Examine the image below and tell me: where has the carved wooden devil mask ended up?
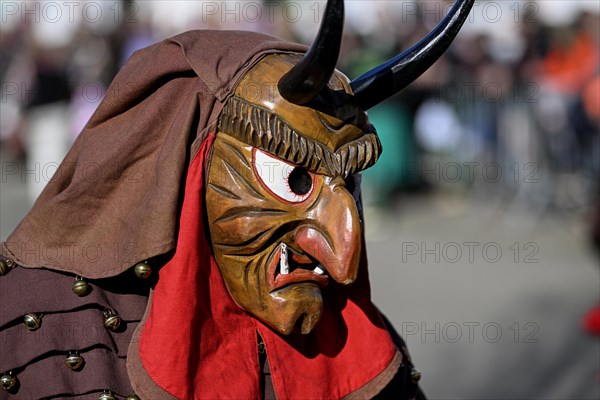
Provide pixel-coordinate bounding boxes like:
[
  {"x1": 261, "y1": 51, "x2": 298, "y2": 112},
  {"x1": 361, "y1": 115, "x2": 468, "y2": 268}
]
[
  {"x1": 206, "y1": 0, "x2": 474, "y2": 335},
  {"x1": 206, "y1": 54, "x2": 378, "y2": 335}
]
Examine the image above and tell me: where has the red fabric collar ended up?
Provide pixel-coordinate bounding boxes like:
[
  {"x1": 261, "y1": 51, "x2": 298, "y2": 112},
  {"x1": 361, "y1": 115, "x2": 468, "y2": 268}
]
[{"x1": 139, "y1": 134, "x2": 397, "y2": 399}]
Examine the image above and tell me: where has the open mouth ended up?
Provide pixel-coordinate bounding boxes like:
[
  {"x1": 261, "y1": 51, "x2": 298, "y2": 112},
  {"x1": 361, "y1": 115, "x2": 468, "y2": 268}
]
[{"x1": 267, "y1": 243, "x2": 329, "y2": 291}]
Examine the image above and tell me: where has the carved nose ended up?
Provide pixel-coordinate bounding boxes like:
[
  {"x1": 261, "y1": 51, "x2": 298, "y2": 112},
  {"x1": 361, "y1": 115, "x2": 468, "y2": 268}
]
[{"x1": 295, "y1": 181, "x2": 361, "y2": 284}]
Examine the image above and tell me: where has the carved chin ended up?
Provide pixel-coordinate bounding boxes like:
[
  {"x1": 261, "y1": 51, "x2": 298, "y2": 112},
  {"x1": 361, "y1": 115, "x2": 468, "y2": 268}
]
[{"x1": 268, "y1": 283, "x2": 323, "y2": 335}]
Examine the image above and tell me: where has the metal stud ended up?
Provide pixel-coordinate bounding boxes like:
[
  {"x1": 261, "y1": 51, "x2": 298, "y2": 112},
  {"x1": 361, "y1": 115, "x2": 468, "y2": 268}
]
[
  {"x1": 0, "y1": 258, "x2": 15, "y2": 276},
  {"x1": 126, "y1": 394, "x2": 141, "y2": 400},
  {"x1": 410, "y1": 367, "x2": 422, "y2": 384},
  {"x1": 23, "y1": 313, "x2": 42, "y2": 331},
  {"x1": 72, "y1": 276, "x2": 92, "y2": 296},
  {"x1": 134, "y1": 261, "x2": 152, "y2": 279},
  {"x1": 65, "y1": 351, "x2": 85, "y2": 371},
  {"x1": 98, "y1": 390, "x2": 116, "y2": 400},
  {"x1": 0, "y1": 372, "x2": 17, "y2": 391},
  {"x1": 103, "y1": 309, "x2": 121, "y2": 331}
]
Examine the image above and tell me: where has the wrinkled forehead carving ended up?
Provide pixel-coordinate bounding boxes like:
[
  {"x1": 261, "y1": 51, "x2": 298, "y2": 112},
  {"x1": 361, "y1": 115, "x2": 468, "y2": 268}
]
[{"x1": 217, "y1": 53, "x2": 381, "y2": 178}]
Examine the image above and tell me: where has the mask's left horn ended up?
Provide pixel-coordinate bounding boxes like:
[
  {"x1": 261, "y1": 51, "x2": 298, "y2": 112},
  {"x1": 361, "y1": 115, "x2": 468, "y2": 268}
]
[{"x1": 278, "y1": 0, "x2": 345, "y2": 105}]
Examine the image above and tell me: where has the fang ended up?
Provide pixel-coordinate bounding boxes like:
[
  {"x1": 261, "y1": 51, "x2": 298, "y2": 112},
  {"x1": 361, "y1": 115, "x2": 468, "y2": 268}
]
[
  {"x1": 280, "y1": 243, "x2": 289, "y2": 275},
  {"x1": 314, "y1": 266, "x2": 324, "y2": 275}
]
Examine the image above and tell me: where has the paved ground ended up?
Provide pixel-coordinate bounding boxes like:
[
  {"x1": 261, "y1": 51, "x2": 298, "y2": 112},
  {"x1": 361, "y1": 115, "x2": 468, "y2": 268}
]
[
  {"x1": 365, "y1": 190, "x2": 600, "y2": 400},
  {"x1": 2, "y1": 150, "x2": 599, "y2": 399}
]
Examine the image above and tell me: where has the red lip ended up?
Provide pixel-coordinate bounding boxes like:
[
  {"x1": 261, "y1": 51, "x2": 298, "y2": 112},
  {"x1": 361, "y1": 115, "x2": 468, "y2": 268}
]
[{"x1": 267, "y1": 245, "x2": 329, "y2": 291}]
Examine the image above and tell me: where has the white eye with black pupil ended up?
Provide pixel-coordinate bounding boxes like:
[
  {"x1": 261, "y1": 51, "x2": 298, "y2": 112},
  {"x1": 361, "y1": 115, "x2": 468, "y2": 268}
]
[{"x1": 253, "y1": 149, "x2": 313, "y2": 203}]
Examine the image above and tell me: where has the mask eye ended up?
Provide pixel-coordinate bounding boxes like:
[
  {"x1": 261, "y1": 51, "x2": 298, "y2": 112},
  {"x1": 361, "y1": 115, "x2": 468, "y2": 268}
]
[{"x1": 253, "y1": 149, "x2": 314, "y2": 203}]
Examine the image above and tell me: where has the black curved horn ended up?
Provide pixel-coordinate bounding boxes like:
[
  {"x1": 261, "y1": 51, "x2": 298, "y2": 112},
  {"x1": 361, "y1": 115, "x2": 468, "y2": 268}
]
[
  {"x1": 278, "y1": 0, "x2": 344, "y2": 105},
  {"x1": 351, "y1": 0, "x2": 474, "y2": 110}
]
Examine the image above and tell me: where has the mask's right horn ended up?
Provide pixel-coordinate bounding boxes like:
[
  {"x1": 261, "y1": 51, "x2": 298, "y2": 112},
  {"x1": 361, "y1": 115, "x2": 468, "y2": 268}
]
[{"x1": 350, "y1": 0, "x2": 475, "y2": 110}]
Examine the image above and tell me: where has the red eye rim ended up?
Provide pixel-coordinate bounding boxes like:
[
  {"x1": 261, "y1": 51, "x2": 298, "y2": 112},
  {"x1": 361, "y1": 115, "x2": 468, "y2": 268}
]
[{"x1": 252, "y1": 148, "x2": 317, "y2": 205}]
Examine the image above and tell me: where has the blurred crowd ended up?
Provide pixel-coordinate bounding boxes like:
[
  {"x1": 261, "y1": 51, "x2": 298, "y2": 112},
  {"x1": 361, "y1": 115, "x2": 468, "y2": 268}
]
[{"x1": 1, "y1": 0, "x2": 598, "y2": 220}]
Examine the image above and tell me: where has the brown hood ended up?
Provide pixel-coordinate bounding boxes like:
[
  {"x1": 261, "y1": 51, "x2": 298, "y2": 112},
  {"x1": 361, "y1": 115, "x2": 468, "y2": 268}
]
[{"x1": 1, "y1": 30, "x2": 306, "y2": 279}]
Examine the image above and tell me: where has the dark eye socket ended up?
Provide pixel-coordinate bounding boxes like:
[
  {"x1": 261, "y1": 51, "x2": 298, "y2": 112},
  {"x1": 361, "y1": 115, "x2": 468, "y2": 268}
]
[{"x1": 288, "y1": 167, "x2": 312, "y2": 195}]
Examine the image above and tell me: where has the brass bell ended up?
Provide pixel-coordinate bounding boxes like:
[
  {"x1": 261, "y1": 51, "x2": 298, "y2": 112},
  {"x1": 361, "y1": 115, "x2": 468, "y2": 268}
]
[
  {"x1": 103, "y1": 310, "x2": 121, "y2": 331},
  {"x1": 98, "y1": 390, "x2": 116, "y2": 400},
  {"x1": 410, "y1": 367, "x2": 422, "y2": 384},
  {"x1": 65, "y1": 351, "x2": 85, "y2": 370},
  {"x1": 0, "y1": 258, "x2": 14, "y2": 276},
  {"x1": 134, "y1": 261, "x2": 152, "y2": 279},
  {"x1": 23, "y1": 313, "x2": 42, "y2": 331},
  {"x1": 126, "y1": 394, "x2": 141, "y2": 400},
  {"x1": 72, "y1": 276, "x2": 92, "y2": 296},
  {"x1": 0, "y1": 372, "x2": 17, "y2": 391}
]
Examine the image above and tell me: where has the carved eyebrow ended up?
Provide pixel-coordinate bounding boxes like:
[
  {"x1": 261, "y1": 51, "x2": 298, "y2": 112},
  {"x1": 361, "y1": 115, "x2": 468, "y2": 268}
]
[{"x1": 218, "y1": 96, "x2": 381, "y2": 178}]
